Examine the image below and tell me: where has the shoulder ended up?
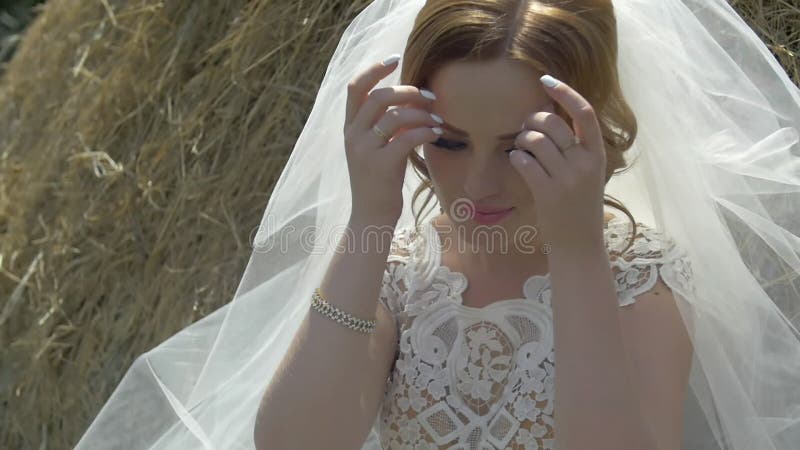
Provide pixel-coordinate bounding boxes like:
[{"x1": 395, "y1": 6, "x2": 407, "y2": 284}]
[
  {"x1": 604, "y1": 217, "x2": 695, "y2": 307},
  {"x1": 387, "y1": 224, "x2": 421, "y2": 263},
  {"x1": 605, "y1": 218, "x2": 695, "y2": 448},
  {"x1": 378, "y1": 223, "x2": 428, "y2": 315}
]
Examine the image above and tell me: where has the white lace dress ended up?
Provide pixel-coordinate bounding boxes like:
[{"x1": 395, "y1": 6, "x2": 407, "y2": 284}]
[{"x1": 374, "y1": 215, "x2": 694, "y2": 450}]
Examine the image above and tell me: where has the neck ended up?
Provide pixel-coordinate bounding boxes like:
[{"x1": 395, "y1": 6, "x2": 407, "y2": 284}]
[{"x1": 431, "y1": 212, "x2": 615, "y2": 277}]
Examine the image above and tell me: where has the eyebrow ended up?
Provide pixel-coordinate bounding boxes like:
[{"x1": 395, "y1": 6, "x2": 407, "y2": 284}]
[{"x1": 440, "y1": 121, "x2": 519, "y2": 140}]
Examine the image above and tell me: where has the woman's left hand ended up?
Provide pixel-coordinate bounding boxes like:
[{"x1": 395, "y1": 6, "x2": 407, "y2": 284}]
[{"x1": 509, "y1": 75, "x2": 607, "y2": 250}]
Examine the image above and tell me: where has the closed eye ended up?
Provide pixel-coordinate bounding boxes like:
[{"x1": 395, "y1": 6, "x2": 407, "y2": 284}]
[
  {"x1": 430, "y1": 137, "x2": 466, "y2": 151},
  {"x1": 431, "y1": 137, "x2": 518, "y2": 154}
]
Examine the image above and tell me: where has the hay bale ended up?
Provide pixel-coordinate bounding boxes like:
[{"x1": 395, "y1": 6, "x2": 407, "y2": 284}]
[
  {"x1": 0, "y1": 0, "x2": 796, "y2": 448},
  {"x1": 0, "y1": 0, "x2": 371, "y2": 447},
  {"x1": 730, "y1": 0, "x2": 799, "y2": 83}
]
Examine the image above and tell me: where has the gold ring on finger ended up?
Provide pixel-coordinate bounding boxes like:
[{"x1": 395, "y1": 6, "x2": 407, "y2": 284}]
[
  {"x1": 562, "y1": 134, "x2": 581, "y2": 152},
  {"x1": 372, "y1": 124, "x2": 390, "y2": 142}
]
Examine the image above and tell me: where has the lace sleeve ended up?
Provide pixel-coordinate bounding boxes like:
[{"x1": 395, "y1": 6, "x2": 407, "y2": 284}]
[{"x1": 607, "y1": 223, "x2": 695, "y2": 307}]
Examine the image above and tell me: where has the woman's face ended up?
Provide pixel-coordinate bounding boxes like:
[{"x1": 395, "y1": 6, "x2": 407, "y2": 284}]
[{"x1": 422, "y1": 57, "x2": 552, "y2": 237}]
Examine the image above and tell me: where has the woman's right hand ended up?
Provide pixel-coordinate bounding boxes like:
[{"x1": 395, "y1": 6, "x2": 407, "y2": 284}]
[{"x1": 344, "y1": 56, "x2": 443, "y2": 226}]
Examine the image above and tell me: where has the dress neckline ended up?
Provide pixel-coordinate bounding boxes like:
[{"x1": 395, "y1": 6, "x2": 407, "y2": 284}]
[
  {"x1": 419, "y1": 214, "x2": 625, "y2": 311},
  {"x1": 421, "y1": 216, "x2": 552, "y2": 310}
]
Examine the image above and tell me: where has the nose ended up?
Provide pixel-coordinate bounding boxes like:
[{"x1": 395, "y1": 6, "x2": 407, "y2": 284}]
[{"x1": 462, "y1": 154, "x2": 504, "y2": 202}]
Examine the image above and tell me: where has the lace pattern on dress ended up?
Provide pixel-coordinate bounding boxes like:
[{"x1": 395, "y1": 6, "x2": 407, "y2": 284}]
[
  {"x1": 605, "y1": 220, "x2": 696, "y2": 306},
  {"x1": 375, "y1": 216, "x2": 694, "y2": 449}
]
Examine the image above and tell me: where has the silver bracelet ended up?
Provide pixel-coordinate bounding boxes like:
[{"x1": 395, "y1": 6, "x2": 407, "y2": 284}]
[{"x1": 310, "y1": 288, "x2": 376, "y2": 335}]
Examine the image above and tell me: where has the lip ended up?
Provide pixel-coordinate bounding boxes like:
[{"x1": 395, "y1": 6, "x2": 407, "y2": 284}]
[
  {"x1": 474, "y1": 206, "x2": 513, "y2": 214},
  {"x1": 472, "y1": 207, "x2": 514, "y2": 225}
]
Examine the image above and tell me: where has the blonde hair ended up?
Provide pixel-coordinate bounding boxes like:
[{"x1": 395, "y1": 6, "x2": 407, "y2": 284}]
[{"x1": 400, "y1": 0, "x2": 638, "y2": 251}]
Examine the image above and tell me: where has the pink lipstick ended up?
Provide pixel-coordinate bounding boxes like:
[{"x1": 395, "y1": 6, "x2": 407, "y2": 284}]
[{"x1": 472, "y1": 207, "x2": 514, "y2": 225}]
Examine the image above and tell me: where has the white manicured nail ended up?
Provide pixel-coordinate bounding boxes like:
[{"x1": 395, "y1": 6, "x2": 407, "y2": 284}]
[
  {"x1": 432, "y1": 127, "x2": 443, "y2": 135},
  {"x1": 430, "y1": 113, "x2": 444, "y2": 124},
  {"x1": 540, "y1": 75, "x2": 559, "y2": 88},
  {"x1": 420, "y1": 89, "x2": 437, "y2": 100},
  {"x1": 382, "y1": 54, "x2": 401, "y2": 66},
  {"x1": 510, "y1": 150, "x2": 528, "y2": 165}
]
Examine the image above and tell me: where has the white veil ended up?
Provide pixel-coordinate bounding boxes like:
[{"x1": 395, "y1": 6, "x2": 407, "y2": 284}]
[{"x1": 75, "y1": 0, "x2": 800, "y2": 448}]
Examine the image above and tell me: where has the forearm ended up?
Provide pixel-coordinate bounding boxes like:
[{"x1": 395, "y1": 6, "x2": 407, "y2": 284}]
[
  {"x1": 255, "y1": 217, "x2": 398, "y2": 450},
  {"x1": 548, "y1": 238, "x2": 656, "y2": 450}
]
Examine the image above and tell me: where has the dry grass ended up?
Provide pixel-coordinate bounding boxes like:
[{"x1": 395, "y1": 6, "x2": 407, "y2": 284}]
[{"x1": 0, "y1": 0, "x2": 796, "y2": 448}]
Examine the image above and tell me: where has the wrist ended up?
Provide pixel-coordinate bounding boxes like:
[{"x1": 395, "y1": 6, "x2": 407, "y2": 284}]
[
  {"x1": 348, "y1": 213, "x2": 399, "y2": 229},
  {"x1": 547, "y1": 233, "x2": 607, "y2": 261},
  {"x1": 340, "y1": 216, "x2": 397, "y2": 254}
]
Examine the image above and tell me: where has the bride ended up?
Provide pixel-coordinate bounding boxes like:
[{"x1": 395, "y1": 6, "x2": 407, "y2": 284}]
[
  {"x1": 256, "y1": 47, "x2": 694, "y2": 448},
  {"x1": 77, "y1": 1, "x2": 800, "y2": 449}
]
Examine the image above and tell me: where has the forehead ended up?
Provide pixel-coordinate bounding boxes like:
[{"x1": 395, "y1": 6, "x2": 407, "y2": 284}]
[{"x1": 426, "y1": 58, "x2": 550, "y2": 132}]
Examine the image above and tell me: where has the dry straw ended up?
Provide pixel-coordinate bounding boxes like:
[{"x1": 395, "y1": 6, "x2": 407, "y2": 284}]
[{"x1": 0, "y1": 0, "x2": 797, "y2": 448}]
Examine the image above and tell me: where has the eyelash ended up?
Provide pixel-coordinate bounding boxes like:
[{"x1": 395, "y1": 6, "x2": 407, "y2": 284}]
[{"x1": 431, "y1": 137, "x2": 518, "y2": 154}]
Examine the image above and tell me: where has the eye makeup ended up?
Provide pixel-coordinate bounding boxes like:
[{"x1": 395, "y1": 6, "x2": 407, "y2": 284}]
[
  {"x1": 430, "y1": 137, "x2": 516, "y2": 154},
  {"x1": 430, "y1": 137, "x2": 535, "y2": 158}
]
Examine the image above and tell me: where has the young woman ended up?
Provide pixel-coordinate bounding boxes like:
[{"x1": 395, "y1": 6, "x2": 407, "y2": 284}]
[
  {"x1": 78, "y1": 1, "x2": 800, "y2": 449},
  {"x1": 256, "y1": 1, "x2": 694, "y2": 446}
]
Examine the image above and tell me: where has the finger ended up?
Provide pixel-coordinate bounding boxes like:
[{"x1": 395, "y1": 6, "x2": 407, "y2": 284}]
[
  {"x1": 346, "y1": 56, "x2": 401, "y2": 126},
  {"x1": 366, "y1": 107, "x2": 443, "y2": 149},
  {"x1": 539, "y1": 75, "x2": 603, "y2": 153},
  {"x1": 514, "y1": 130, "x2": 568, "y2": 178},
  {"x1": 353, "y1": 86, "x2": 437, "y2": 135},
  {"x1": 383, "y1": 126, "x2": 442, "y2": 163},
  {"x1": 520, "y1": 102, "x2": 555, "y2": 131},
  {"x1": 509, "y1": 149, "x2": 549, "y2": 192},
  {"x1": 522, "y1": 110, "x2": 576, "y2": 151}
]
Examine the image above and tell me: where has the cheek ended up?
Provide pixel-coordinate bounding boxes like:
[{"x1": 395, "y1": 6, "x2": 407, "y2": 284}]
[
  {"x1": 422, "y1": 145, "x2": 462, "y2": 184},
  {"x1": 510, "y1": 171, "x2": 535, "y2": 202},
  {"x1": 423, "y1": 146, "x2": 533, "y2": 202}
]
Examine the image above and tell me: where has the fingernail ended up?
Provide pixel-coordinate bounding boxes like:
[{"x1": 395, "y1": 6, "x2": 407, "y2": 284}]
[
  {"x1": 432, "y1": 127, "x2": 443, "y2": 135},
  {"x1": 382, "y1": 54, "x2": 401, "y2": 66},
  {"x1": 430, "y1": 113, "x2": 444, "y2": 124},
  {"x1": 420, "y1": 89, "x2": 437, "y2": 100},
  {"x1": 510, "y1": 150, "x2": 528, "y2": 166},
  {"x1": 540, "y1": 75, "x2": 559, "y2": 88}
]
